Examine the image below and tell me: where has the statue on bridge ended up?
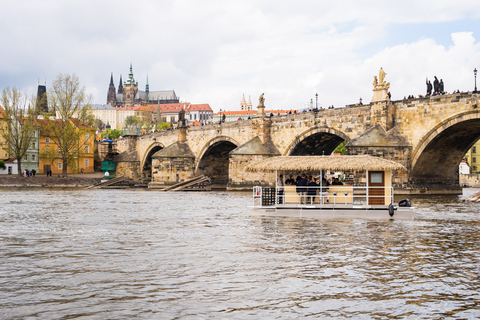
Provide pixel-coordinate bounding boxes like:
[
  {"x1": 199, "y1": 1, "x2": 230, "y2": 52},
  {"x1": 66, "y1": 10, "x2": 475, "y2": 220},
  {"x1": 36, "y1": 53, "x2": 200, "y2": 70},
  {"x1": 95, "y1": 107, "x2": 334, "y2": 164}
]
[
  {"x1": 258, "y1": 93, "x2": 265, "y2": 108},
  {"x1": 371, "y1": 68, "x2": 390, "y2": 102},
  {"x1": 433, "y1": 76, "x2": 439, "y2": 93},
  {"x1": 426, "y1": 77, "x2": 432, "y2": 96},
  {"x1": 178, "y1": 108, "x2": 186, "y2": 127}
]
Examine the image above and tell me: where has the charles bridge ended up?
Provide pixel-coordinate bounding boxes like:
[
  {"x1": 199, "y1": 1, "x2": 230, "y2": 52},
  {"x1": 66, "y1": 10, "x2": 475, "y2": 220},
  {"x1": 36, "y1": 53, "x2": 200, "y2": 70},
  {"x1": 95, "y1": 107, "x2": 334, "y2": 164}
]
[{"x1": 105, "y1": 92, "x2": 480, "y2": 194}]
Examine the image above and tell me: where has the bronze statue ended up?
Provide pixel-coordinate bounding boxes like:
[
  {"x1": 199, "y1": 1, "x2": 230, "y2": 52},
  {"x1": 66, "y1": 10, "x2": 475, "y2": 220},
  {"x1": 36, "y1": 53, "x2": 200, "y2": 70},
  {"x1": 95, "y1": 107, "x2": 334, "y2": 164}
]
[
  {"x1": 178, "y1": 108, "x2": 186, "y2": 127},
  {"x1": 434, "y1": 76, "x2": 439, "y2": 93},
  {"x1": 426, "y1": 77, "x2": 432, "y2": 95}
]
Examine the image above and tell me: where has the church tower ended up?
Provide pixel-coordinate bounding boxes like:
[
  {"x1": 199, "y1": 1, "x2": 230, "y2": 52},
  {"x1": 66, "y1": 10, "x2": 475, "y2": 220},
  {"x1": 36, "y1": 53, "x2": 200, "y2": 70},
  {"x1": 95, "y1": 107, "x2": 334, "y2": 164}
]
[
  {"x1": 146, "y1": 75, "x2": 150, "y2": 95},
  {"x1": 240, "y1": 94, "x2": 247, "y2": 111},
  {"x1": 123, "y1": 63, "x2": 138, "y2": 107},
  {"x1": 36, "y1": 82, "x2": 48, "y2": 114},
  {"x1": 107, "y1": 73, "x2": 117, "y2": 106},
  {"x1": 247, "y1": 95, "x2": 252, "y2": 111}
]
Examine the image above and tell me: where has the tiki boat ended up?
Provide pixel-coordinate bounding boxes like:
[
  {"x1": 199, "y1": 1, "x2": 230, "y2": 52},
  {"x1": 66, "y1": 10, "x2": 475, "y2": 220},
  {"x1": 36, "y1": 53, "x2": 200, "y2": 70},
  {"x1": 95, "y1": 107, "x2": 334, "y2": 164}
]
[{"x1": 246, "y1": 155, "x2": 414, "y2": 220}]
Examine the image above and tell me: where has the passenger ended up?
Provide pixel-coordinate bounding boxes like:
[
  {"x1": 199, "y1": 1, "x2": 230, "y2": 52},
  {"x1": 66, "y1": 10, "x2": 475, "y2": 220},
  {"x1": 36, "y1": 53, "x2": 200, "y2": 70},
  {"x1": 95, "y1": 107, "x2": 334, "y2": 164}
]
[
  {"x1": 307, "y1": 177, "x2": 318, "y2": 204},
  {"x1": 296, "y1": 175, "x2": 308, "y2": 204},
  {"x1": 285, "y1": 174, "x2": 295, "y2": 185}
]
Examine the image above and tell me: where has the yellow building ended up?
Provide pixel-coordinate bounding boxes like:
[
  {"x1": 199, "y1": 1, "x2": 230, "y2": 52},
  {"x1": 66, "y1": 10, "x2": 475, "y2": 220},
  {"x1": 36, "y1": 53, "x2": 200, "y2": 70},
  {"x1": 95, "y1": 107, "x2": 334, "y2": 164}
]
[
  {"x1": 37, "y1": 118, "x2": 95, "y2": 175},
  {"x1": 0, "y1": 106, "x2": 9, "y2": 160},
  {"x1": 464, "y1": 140, "x2": 480, "y2": 173}
]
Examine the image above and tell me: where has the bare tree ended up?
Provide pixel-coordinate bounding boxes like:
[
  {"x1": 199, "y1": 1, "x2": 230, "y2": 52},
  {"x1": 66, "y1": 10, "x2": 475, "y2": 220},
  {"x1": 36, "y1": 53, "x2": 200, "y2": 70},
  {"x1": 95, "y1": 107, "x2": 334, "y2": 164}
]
[
  {"x1": 44, "y1": 73, "x2": 93, "y2": 177},
  {"x1": 0, "y1": 87, "x2": 37, "y2": 176}
]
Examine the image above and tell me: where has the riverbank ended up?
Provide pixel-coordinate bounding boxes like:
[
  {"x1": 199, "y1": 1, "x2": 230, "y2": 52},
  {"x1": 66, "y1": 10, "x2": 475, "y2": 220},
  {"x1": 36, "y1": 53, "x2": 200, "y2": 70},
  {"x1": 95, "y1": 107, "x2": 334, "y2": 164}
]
[{"x1": 0, "y1": 173, "x2": 103, "y2": 188}]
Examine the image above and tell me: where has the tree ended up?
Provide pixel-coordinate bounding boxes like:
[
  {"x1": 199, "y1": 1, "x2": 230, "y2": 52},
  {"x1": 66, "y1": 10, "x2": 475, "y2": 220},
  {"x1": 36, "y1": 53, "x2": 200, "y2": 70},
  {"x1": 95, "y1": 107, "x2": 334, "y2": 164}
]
[
  {"x1": 124, "y1": 115, "x2": 142, "y2": 126},
  {"x1": 44, "y1": 73, "x2": 93, "y2": 177},
  {"x1": 0, "y1": 87, "x2": 38, "y2": 176},
  {"x1": 155, "y1": 122, "x2": 170, "y2": 131},
  {"x1": 94, "y1": 118, "x2": 105, "y2": 130},
  {"x1": 334, "y1": 141, "x2": 346, "y2": 155},
  {"x1": 0, "y1": 160, "x2": 6, "y2": 170},
  {"x1": 101, "y1": 128, "x2": 123, "y2": 139}
]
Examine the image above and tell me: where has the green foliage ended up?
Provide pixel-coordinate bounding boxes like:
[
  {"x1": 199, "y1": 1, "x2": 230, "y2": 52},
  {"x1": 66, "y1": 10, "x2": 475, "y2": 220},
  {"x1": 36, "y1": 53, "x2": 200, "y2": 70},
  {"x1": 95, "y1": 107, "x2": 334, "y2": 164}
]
[
  {"x1": 155, "y1": 122, "x2": 170, "y2": 131},
  {"x1": 124, "y1": 115, "x2": 142, "y2": 126},
  {"x1": 334, "y1": 141, "x2": 346, "y2": 155},
  {"x1": 0, "y1": 160, "x2": 6, "y2": 170},
  {"x1": 101, "y1": 129, "x2": 123, "y2": 140}
]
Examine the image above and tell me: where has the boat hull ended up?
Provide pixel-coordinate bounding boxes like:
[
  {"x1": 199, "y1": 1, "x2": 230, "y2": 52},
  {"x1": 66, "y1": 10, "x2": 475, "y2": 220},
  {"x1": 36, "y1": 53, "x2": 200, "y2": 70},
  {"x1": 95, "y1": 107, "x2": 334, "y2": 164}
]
[{"x1": 250, "y1": 205, "x2": 414, "y2": 220}]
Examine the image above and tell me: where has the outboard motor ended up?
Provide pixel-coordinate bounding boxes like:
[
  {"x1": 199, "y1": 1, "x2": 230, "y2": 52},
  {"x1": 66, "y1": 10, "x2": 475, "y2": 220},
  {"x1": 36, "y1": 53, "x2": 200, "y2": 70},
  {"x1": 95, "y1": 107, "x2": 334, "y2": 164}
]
[
  {"x1": 388, "y1": 204, "x2": 395, "y2": 217},
  {"x1": 398, "y1": 199, "x2": 411, "y2": 207}
]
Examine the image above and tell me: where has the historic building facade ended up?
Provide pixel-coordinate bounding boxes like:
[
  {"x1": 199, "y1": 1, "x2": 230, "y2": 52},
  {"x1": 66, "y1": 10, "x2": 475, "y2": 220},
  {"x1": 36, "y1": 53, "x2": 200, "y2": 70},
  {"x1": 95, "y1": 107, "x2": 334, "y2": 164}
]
[{"x1": 107, "y1": 64, "x2": 179, "y2": 108}]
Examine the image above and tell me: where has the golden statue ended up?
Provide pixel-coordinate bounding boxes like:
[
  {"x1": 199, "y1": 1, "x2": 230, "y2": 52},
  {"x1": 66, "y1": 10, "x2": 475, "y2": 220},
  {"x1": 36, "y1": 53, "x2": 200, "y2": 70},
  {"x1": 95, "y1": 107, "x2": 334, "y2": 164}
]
[{"x1": 379, "y1": 67, "x2": 386, "y2": 85}]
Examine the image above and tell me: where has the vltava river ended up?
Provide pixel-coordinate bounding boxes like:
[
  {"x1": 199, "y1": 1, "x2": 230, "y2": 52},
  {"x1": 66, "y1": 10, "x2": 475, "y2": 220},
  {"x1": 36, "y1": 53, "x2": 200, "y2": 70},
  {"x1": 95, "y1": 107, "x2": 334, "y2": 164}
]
[{"x1": 1, "y1": 188, "x2": 479, "y2": 319}]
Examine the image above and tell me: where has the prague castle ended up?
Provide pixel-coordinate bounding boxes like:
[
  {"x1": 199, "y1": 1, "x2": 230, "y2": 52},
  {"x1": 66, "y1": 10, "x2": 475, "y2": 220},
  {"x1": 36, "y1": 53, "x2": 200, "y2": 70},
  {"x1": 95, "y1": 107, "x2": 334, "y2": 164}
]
[{"x1": 107, "y1": 64, "x2": 179, "y2": 107}]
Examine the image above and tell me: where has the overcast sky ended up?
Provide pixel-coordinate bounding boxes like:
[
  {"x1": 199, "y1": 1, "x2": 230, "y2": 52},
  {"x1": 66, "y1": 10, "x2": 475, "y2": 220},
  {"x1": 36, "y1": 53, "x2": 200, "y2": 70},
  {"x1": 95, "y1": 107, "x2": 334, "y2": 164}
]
[{"x1": 1, "y1": 0, "x2": 479, "y2": 112}]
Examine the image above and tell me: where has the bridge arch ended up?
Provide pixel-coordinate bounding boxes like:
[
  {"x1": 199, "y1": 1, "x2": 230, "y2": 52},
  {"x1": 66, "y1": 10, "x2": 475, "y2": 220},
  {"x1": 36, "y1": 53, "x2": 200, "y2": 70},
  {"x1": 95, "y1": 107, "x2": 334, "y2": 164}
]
[
  {"x1": 284, "y1": 126, "x2": 350, "y2": 156},
  {"x1": 195, "y1": 136, "x2": 239, "y2": 186},
  {"x1": 411, "y1": 110, "x2": 480, "y2": 184},
  {"x1": 140, "y1": 142, "x2": 165, "y2": 180}
]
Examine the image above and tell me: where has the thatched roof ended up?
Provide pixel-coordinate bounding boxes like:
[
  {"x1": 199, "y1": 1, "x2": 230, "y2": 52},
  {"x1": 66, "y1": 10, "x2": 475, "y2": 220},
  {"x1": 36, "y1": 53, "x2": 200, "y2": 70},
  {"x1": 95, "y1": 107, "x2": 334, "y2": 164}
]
[{"x1": 245, "y1": 155, "x2": 406, "y2": 173}]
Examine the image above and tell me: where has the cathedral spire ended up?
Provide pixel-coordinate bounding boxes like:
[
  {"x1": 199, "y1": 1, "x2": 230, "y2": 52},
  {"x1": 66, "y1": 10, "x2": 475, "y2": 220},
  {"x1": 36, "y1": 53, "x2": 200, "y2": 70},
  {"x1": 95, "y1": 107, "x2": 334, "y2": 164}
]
[
  {"x1": 126, "y1": 63, "x2": 137, "y2": 85},
  {"x1": 118, "y1": 75, "x2": 123, "y2": 94},
  {"x1": 109, "y1": 72, "x2": 114, "y2": 86}
]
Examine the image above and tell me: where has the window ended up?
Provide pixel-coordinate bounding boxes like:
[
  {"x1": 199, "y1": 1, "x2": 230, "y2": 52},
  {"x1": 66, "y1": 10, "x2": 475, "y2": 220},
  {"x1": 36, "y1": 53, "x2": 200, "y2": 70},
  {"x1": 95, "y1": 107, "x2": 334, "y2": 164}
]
[
  {"x1": 58, "y1": 162, "x2": 62, "y2": 169},
  {"x1": 58, "y1": 148, "x2": 62, "y2": 155},
  {"x1": 474, "y1": 146, "x2": 477, "y2": 153},
  {"x1": 31, "y1": 142, "x2": 36, "y2": 149},
  {"x1": 85, "y1": 133, "x2": 89, "y2": 140},
  {"x1": 474, "y1": 157, "x2": 477, "y2": 163},
  {"x1": 45, "y1": 146, "x2": 50, "y2": 154},
  {"x1": 31, "y1": 155, "x2": 35, "y2": 161},
  {"x1": 85, "y1": 146, "x2": 89, "y2": 154},
  {"x1": 85, "y1": 159, "x2": 89, "y2": 167},
  {"x1": 45, "y1": 137, "x2": 50, "y2": 143}
]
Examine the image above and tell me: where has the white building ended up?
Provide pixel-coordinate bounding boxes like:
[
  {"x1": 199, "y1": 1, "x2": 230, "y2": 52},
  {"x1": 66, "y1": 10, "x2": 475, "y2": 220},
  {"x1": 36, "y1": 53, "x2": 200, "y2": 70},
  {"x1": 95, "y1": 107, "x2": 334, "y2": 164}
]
[
  {"x1": 459, "y1": 159, "x2": 471, "y2": 175},
  {"x1": 91, "y1": 104, "x2": 117, "y2": 129}
]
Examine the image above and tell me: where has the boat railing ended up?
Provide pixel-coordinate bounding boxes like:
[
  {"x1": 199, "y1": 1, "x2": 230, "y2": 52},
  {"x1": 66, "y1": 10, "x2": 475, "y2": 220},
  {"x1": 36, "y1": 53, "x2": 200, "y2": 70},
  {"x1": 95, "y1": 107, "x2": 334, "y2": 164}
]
[{"x1": 253, "y1": 185, "x2": 394, "y2": 207}]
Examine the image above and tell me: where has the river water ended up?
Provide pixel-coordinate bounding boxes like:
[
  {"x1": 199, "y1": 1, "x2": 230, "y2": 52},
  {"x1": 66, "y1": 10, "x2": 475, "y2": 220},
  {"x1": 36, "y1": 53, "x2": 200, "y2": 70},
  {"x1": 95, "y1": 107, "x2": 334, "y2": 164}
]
[{"x1": 1, "y1": 187, "x2": 480, "y2": 319}]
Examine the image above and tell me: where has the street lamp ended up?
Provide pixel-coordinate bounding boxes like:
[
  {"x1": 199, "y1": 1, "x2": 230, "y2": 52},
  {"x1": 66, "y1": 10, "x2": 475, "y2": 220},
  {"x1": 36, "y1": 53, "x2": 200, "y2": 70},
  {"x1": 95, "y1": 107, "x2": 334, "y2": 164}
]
[
  {"x1": 474, "y1": 68, "x2": 478, "y2": 93},
  {"x1": 359, "y1": 97, "x2": 363, "y2": 105},
  {"x1": 315, "y1": 93, "x2": 318, "y2": 109}
]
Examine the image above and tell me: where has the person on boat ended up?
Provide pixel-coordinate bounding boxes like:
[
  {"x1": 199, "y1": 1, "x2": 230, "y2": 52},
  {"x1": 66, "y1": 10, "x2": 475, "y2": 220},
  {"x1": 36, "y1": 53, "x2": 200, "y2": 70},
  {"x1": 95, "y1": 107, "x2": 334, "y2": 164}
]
[
  {"x1": 285, "y1": 175, "x2": 295, "y2": 185},
  {"x1": 296, "y1": 175, "x2": 308, "y2": 204},
  {"x1": 277, "y1": 174, "x2": 284, "y2": 204},
  {"x1": 307, "y1": 177, "x2": 319, "y2": 204},
  {"x1": 331, "y1": 177, "x2": 343, "y2": 185}
]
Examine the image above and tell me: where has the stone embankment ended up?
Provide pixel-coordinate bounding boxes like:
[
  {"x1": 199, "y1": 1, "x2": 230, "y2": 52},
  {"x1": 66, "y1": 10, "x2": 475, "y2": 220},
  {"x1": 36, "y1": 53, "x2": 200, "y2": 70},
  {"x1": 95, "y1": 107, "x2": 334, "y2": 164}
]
[{"x1": 0, "y1": 175, "x2": 102, "y2": 188}]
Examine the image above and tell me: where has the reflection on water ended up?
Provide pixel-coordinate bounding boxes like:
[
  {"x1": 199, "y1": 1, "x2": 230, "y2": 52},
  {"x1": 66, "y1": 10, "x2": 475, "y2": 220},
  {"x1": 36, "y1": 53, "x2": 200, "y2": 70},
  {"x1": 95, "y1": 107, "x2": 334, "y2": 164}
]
[{"x1": 0, "y1": 188, "x2": 479, "y2": 319}]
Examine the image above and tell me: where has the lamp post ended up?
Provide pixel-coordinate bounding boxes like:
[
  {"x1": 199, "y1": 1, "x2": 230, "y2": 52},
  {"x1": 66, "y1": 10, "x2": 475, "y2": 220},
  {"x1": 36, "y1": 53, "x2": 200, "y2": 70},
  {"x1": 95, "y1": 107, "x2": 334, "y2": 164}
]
[
  {"x1": 315, "y1": 93, "x2": 318, "y2": 109},
  {"x1": 474, "y1": 68, "x2": 478, "y2": 93},
  {"x1": 359, "y1": 97, "x2": 363, "y2": 105}
]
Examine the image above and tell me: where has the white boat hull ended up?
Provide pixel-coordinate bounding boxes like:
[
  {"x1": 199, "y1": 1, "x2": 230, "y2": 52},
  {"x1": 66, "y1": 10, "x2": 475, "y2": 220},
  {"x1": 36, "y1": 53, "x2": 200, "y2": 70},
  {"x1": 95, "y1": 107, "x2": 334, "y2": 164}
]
[{"x1": 250, "y1": 205, "x2": 414, "y2": 220}]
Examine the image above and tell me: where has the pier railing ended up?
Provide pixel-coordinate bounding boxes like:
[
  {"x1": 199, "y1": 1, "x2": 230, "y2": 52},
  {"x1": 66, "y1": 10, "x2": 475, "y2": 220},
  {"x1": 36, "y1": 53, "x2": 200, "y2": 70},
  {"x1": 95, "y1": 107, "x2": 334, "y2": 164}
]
[{"x1": 253, "y1": 185, "x2": 394, "y2": 207}]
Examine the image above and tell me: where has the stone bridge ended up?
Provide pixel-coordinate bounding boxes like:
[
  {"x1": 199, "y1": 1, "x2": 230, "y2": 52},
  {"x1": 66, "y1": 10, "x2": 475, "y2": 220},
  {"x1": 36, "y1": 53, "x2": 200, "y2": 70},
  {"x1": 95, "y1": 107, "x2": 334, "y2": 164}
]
[{"x1": 112, "y1": 92, "x2": 480, "y2": 194}]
